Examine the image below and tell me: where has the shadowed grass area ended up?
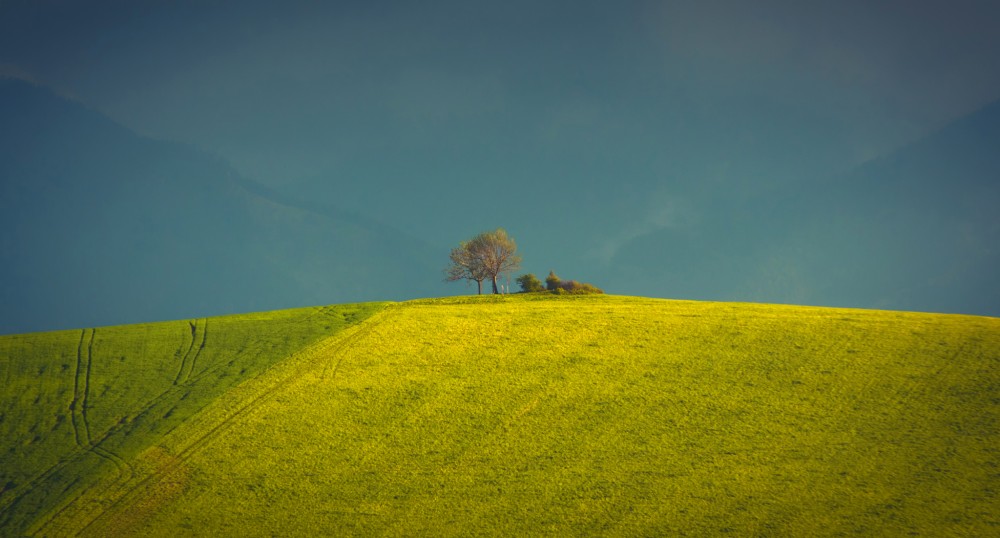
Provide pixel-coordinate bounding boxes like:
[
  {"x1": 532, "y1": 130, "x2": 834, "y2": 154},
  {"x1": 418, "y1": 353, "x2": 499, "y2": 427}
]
[
  {"x1": 2, "y1": 295, "x2": 998, "y2": 535},
  {"x1": 0, "y1": 302, "x2": 386, "y2": 536}
]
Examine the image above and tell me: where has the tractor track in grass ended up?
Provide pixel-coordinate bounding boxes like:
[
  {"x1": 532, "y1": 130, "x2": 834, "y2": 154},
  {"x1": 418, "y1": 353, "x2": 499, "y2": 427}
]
[
  {"x1": 5, "y1": 301, "x2": 495, "y2": 529},
  {"x1": 69, "y1": 328, "x2": 130, "y2": 470},
  {"x1": 3, "y1": 305, "x2": 381, "y2": 534},
  {"x1": 79, "y1": 328, "x2": 136, "y2": 483},
  {"x1": 41, "y1": 305, "x2": 393, "y2": 537},
  {"x1": 66, "y1": 328, "x2": 99, "y2": 449},
  {"x1": 0, "y1": 328, "x2": 92, "y2": 522},
  {"x1": 69, "y1": 329, "x2": 88, "y2": 448},
  {"x1": 2, "y1": 316, "x2": 225, "y2": 530},
  {"x1": 172, "y1": 320, "x2": 198, "y2": 386},
  {"x1": 81, "y1": 328, "x2": 95, "y2": 446},
  {"x1": 1, "y1": 327, "x2": 138, "y2": 534},
  {"x1": 188, "y1": 320, "x2": 206, "y2": 380},
  {"x1": 74, "y1": 329, "x2": 120, "y2": 467},
  {"x1": 173, "y1": 319, "x2": 207, "y2": 386},
  {"x1": 16, "y1": 319, "x2": 220, "y2": 535}
]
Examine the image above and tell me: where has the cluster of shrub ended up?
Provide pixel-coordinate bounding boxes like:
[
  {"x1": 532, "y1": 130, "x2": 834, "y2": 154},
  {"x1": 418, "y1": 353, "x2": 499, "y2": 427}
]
[{"x1": 515, "y1": 271, "x2": 604, "y2": 295}]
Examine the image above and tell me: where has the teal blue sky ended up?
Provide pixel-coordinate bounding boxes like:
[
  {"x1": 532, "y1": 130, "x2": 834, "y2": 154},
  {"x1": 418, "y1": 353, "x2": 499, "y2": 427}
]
[
  {"x1": 2, "y1": 1, "x2": 1000, "y2": 329},
  {"x1": 5, "y1": 1, "x2": 998, "y2": 171}
]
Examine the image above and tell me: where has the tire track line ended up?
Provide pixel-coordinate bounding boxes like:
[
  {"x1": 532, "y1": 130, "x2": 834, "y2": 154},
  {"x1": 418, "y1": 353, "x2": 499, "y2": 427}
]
[
  {"x1": 22, "y1": 328, "x2": 206, "y2": 535},
  {"x1": 79, "y1": 328, "x2": 136, "y2": 489},
  {"x1": 7, "y1": 323, "x2": 205, "y2": 521},
  {"x1": 5, "y1": 305, "x2": 372, "y2": 524},
  {"x1": 74, "y1": 308, "x2": 392, "y2": 537},
  {"x1": 0, "y1": 331, "x2": 90, "y2": 520},
  {"x1": 320, "y1": 304, "x2": 394, "y2": 383},
  {"x1": 186, "y1": 319, "x2": 207, "y2": 381},
  {"x1": 7, "y1": 308, "x2": 330, "y2": 533},
  {"x1": 5, "y1": 328, "x2": 132, "y2": 535},
  {"x1": 69, "y1": 329, "x2": 87, "y2": 448},
  {"x1": 173, "y1": 320, "x2": 199, "y2": 386},
  {"x1": 176, "y1": 315, "x2": 381, "y2": 459},
  {"x1": 25, "y1": 306, "x2": 389, "y2": 535},
  {"x1": 12, "y1": 414, "x2": 146, "y2": 536},
  {"x1": 81, "y1": 328, "x2": 96, "y2": 447},
  {"x1": 22, "y1": 319, "x2": 214, "y2": 535}
]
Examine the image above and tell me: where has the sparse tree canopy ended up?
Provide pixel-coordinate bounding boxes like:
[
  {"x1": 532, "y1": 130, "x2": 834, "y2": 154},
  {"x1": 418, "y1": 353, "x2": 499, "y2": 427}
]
[
  {"x1": 472, "y1": 228, "x2": 521, "y2": 294},
  {"x1": 445, "y1": 241, "x2": 490, "y2": 294},
  {"x1": 445, "y1": 228, "x2": 521, "y2": 295},
  {"x1": 545, "y1": 270, "x2": 561, "y2": 291}
]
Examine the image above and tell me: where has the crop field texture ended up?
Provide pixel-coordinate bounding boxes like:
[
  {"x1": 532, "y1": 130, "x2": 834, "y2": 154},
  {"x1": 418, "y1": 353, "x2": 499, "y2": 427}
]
[
  {"x1": 1, "y1": 295, "x2": 998, "y2": 536},
  {"x1": 0, "y1": 303, "x2": 385, "y2": 536}
]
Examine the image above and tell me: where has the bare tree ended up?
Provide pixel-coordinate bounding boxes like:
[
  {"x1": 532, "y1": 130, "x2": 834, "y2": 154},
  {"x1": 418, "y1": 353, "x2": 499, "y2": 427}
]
[
  {"x1": 468, "y1": 228, "x2": 521, "y2": 294},
  {"x1": 445, "y1": 228, "x2": 521, "y2": 295},
  {"x1": 445, "y1": 241, "x2": 489, "y2": 294}
]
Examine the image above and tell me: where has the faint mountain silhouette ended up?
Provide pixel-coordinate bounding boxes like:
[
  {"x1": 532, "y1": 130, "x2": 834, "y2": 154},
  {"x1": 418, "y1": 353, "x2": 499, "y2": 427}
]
[
  {"x1": 605, "y1": 99, "x2": 1000, "y2": 316},
  {"x1": 0, "y1": 78, "x2": 447, "y2": 334}
]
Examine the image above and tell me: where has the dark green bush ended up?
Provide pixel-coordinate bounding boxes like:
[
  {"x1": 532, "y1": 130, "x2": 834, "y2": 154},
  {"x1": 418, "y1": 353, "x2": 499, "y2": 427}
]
[{"x1": 516, "y1": 273, "x2": 545, "y2": 293}]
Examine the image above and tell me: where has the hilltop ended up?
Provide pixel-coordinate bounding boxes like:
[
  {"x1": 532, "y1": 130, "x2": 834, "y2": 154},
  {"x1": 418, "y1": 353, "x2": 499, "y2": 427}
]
[
  {"x1": 1, "y1": 295, "x2": 998, "y2": 535},
  {"x1": 5, "y1": 76, "x2": 1000, "y2": 335}
]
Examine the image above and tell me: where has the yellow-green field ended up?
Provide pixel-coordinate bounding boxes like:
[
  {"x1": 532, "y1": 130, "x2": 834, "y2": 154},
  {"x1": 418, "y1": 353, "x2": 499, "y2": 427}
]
[{"x1": 1, "y1": 295, "x2": 998, "y2": 536}]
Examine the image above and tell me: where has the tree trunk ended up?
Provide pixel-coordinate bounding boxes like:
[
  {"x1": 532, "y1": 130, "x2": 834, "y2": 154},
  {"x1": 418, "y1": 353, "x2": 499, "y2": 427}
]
[
  {"x1": 492, "y1": 275, "x2": 499, "y2": 294},
  {"x1": 476, "y1": 280, "x2": 482, "y2": 295}
]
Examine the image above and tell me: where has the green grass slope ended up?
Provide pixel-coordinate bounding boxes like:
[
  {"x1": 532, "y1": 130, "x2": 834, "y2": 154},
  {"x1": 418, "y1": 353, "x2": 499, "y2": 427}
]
[
  {"x1": 2, "y1": 295, "x2": 998, "y2": 536},
  {"x1": 0, "y1": 303, "x2": 386, "y2": 536}
]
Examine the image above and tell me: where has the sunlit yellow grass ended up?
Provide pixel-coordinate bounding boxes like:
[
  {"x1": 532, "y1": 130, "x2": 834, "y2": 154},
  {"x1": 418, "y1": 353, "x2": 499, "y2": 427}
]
[{"x1": 26, "y1": 295, "x2": 996, "y2": 536}]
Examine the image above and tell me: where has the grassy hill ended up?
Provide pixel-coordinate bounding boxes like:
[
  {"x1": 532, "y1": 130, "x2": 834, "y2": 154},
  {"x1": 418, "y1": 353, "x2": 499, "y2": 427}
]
[{"x1": 1, "y1": 295, "x2": 997, "y2": 536}]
